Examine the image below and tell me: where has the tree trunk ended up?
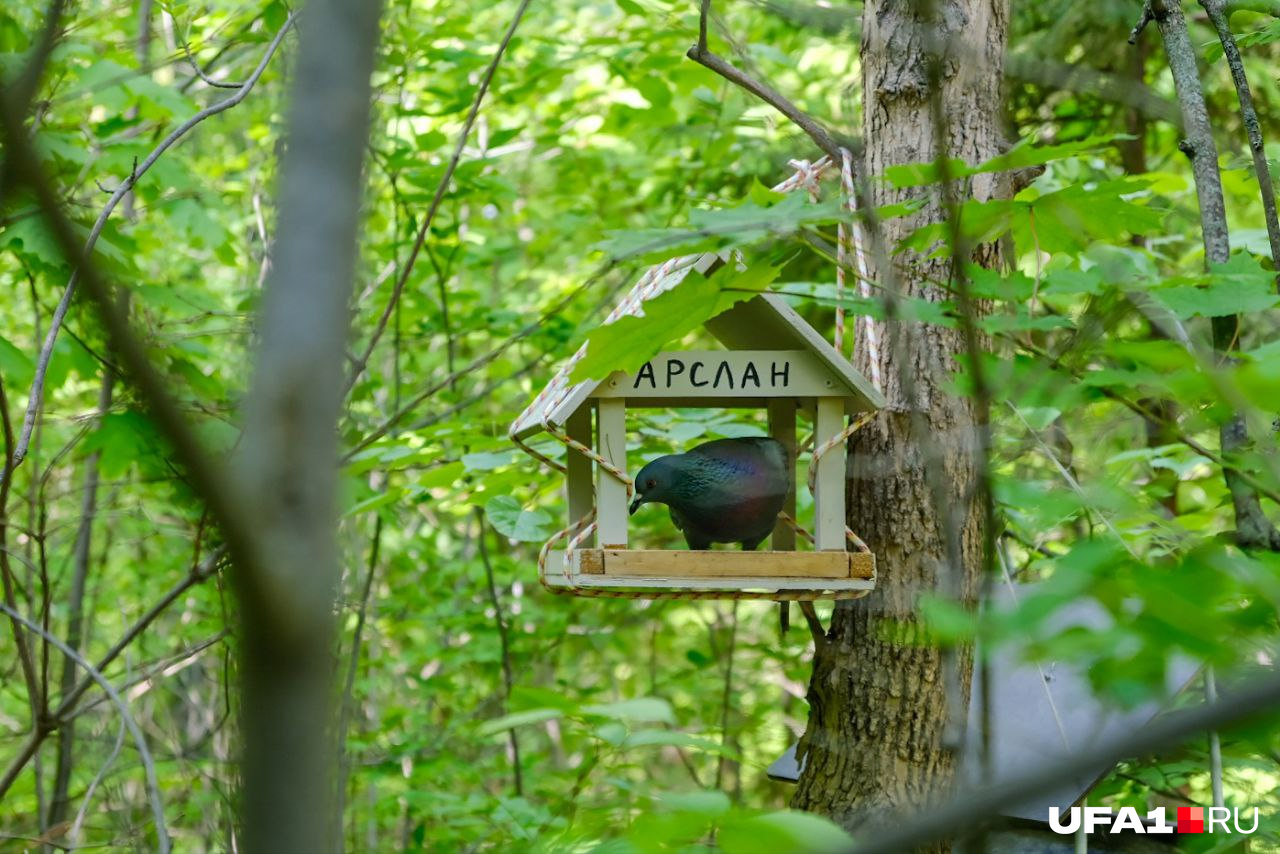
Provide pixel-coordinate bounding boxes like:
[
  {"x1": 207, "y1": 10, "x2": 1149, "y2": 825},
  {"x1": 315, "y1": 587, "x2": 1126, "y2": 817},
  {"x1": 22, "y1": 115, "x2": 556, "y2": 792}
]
[
  {"x1": 791, "y1": 0, "x2": 1009, "y2": 846},
  {"x1": 231, "y1": 1, "x2": 381, "y2": 850}
]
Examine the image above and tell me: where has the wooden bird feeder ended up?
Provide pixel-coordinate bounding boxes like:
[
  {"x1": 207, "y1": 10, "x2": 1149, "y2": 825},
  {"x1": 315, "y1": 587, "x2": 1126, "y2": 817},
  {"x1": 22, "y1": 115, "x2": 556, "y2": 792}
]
[{"x1": 510, "y1": 249, "x2": 886, "y2": 601}]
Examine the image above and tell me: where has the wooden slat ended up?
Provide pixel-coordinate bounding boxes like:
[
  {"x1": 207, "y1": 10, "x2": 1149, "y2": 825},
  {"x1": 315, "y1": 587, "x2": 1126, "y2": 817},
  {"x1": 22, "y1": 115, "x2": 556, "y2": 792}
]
[
  {"x1": 565, "y1": 407, "x2": 593, "y2": 530},
  {"x1": 813, "y1": 397, "x2": 846, "y2": 551},
  {"x1": 544, "y1": 555, "x2": 875, "y2": 593},
  {"x1": 595, "y1": 399, "x2": 628, "y2": 548},
  {"x1": 576, "y1": 549, "x2": 873, "y2": 579},
  {"x1": 594, "y1": 350, "x2": 841, "y2": 399}
]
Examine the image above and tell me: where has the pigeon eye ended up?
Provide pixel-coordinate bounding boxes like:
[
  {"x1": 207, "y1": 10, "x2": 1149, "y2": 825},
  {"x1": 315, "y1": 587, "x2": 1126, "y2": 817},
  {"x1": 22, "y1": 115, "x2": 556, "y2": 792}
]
[{"x1": 645, "y1": 478, "x2": 656, "y2": 490}]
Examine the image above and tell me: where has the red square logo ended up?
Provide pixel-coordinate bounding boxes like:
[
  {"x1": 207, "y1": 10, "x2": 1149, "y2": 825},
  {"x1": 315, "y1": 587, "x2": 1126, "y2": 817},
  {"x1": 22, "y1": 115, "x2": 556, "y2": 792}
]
[{"x1": 1178, "y1": 807, "x2": 1204, "y2": 834}]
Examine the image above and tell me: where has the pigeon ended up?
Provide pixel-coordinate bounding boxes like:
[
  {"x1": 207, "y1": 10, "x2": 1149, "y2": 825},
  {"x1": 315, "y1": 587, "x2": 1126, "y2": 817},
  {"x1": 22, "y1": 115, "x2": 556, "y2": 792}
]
[
  {"x1": 630, "y1": 436, "x2": 797, "y2": 634},
  {"x1": 629, "y1": 437, "x2": 791, "y2": 551}
]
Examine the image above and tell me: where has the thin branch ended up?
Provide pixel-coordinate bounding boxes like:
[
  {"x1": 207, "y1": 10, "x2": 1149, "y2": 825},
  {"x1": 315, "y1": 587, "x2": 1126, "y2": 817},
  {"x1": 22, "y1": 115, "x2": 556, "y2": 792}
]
[
  {"x1": 68, "y1": 631, "x2": 229, "y2": 721},
  {"x1": 0, "y1": 0, "x2": 66, "y2": 132},
  {"x1": 1129, "y1": 1, "x2": 1156, "y2": 43},
  {"x1": 345, "y1": 0, "x2": 534, "y2": 393},
  {"x1": 403, "y1": 354, "x2": 544, "y2": 433},
  {"x1": 0, "y1": 27, "x2": 297, "y2": 650},
  {"x1": 6, "y1": 12, "x2": 296, "y2": 475},
  {"x1": 48, "y1": 362, "x2": 114, "y2": 829},
  {"x1": 1135, "y1": 0, "x2": 1280, "y2": 551},
  {"x1": 0, "y1": 546, "x2": 225, "y2": 803},
  {"x1": 849, "y1": 672, "x2": 1280, "y2": 854},
  {"x1": 475, "y1": 508, "x2": 523, "y2": 797},
  {"x1": 1201, "y1": 0, "x2": 1280, "y2": 292},
  {"x1": 1004, "y1": 53, "x2": 1182, "y2": 128},
  {"x1": 0, "y1": 602, "x2": 169, "y2": 854},
  {"x1": 62, "y1": 545, "x2": 226, "y2": 717},
  {"x1": 798, "y1": 601, "x2": 827, "y2": 653},
  {"x1": 343, "y1": 266, "x2": 605, "y2": 460},
  {"x1": 335, "y1": 515, "x2": 383, "y2": 851},
  {"x1": 68, "y1": 717, "x2": 125, "y2": 847},
  {"x1": 182, "y1": 35, "x2": 243, "y2": 89},
  {"x1": 0, "y1": 367, "x2": 42, "y2": 732},
  {"x1": 687, "y1": 41, "x2": 847, "y2": 162}
]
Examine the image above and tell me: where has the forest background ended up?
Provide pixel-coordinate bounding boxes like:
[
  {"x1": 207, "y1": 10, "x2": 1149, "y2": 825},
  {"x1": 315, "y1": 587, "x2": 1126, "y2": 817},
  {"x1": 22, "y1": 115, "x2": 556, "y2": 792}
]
[{"x1": 3, "y1": 0, "x2": 1280, "y2": 851}]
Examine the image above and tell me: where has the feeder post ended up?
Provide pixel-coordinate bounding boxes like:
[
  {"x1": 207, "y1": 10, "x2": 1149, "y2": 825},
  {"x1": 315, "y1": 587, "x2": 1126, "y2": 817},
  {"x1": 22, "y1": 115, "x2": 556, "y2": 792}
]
[
  {"x1": 768, "y1": 399, "x2": 797, "y2": 551},
  {"x1": 565, "y1": 407, "x2": 594, "y2": 527},
  {"x1": 813, "y1": 397, "x2": 846, "y2": 550},
  {"x1": 596, "y1": 398, "x2": 629, "y2": 548}
]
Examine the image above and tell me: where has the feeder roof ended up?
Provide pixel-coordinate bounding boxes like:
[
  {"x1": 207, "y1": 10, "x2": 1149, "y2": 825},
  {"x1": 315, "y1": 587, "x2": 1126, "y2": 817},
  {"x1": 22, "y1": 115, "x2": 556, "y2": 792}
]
[{"x1": 510, "y1": 251, "x2": 886, "y2": 441}]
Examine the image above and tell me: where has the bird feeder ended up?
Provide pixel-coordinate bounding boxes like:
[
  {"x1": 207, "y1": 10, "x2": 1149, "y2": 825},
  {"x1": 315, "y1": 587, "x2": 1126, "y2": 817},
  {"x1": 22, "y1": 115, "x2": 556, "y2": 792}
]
[{"x1": 510, "y1": 159, "x2": 886, "y2": 601}]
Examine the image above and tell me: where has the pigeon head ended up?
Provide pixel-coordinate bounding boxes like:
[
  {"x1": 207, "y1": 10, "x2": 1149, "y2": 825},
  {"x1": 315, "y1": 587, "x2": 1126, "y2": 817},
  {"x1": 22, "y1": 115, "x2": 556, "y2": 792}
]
[{"x1": 629, "y1": 455, "x2": 687, "y2": 515}]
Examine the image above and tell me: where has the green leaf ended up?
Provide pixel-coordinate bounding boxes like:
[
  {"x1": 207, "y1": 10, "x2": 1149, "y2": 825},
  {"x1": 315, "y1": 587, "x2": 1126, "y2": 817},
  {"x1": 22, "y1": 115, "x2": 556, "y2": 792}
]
[
  {"x1": 0, "y1": 214, "x2": 67, "y2": 271},
  {"x1": 478, "y1": 707, "x2": 562, "y2": 736},
  {"x1": 415, "y1": 461, "x2": 466, "y2": 489},
  {"x1": 80, "y1": 411, "x2": 166, "y2": 479},
  {"x1": 1154, "y1": 253, "x2": 1280, "y2": 318},
  {"x1": 580, "y1": 697, "x2": 675, "y2": 724},
  {"x1": 686, "y1": 193, "x2": 843, "y2": 240},
  {"x1": 0, "y1": 335, "x2": 35, "y2": 387},
  {"x1": 719, "y1": 810, "x2": 855, "y2": 854},
  {"x1": 619, "y1": 729, "x2": 734, "y2": 755},
  {"x1": 885, "y1": 134, "x2": 1127, "y2": 187},
  {"x1": 899, "y1": 178, "x2": 1164, "y2": 257},
  {"x1": 919, "y1": 595, "x2": 978, "y2": 642},
  {"x1": 657, "y1": 789, "x2": 732, "y2": 816},
  {"x1": 484, "y1": 495, "x2": 553, "y2": 542},
  {"x1": 343, "y1": 487, "x2": 405, "y2": 518},
  {"x1": 594, "y1": 195, "x2": 842, "y2": 263},
  {"x1": 462, "y1": 449, "x2": 518, "y2": 471},
  {"x1": 569, "y1": 260, "x2": 781, "y2": 383}
]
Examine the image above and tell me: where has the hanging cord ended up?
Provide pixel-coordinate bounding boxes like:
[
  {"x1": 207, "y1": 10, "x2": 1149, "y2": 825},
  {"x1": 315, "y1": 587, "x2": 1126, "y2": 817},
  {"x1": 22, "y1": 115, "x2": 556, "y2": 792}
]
[{"x1": 838, "y1": 147, "x2": 883, "y2": 391}]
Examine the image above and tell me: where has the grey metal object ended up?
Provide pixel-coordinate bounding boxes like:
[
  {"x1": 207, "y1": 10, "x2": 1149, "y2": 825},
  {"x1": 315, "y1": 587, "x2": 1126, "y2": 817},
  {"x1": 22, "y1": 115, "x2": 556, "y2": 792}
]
[{"x1": 769, "y1": 583, "x2": 1200, "y2": 826}]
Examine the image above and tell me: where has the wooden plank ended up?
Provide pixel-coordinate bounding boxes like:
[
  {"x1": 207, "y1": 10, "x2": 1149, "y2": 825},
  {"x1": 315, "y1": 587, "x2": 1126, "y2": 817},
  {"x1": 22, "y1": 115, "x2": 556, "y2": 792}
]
[
  {"x1": 813, "y1": 397, "x2": 847, "y2": 551},
  {"x1": 568, "y1": 549, "x2": 873, "y2": 579},
  {"x1": 595, "y1": 398, "x2": 628, "y2": 548},
  {"x1": 767, "y1": 399, "x2": 797, "y2": 552},
  {"x1": 601, "y1": 549, "x2": 848, "y2": 578},
  {"x1": 594, "y1": 350, "x2": 842, "y2": 400},
  {"x1": 544, "y1": 554, "x2": 875, "y2": 592},
  {"x1": 565, "y1": 407, "x2": 593, "y2": 527}
]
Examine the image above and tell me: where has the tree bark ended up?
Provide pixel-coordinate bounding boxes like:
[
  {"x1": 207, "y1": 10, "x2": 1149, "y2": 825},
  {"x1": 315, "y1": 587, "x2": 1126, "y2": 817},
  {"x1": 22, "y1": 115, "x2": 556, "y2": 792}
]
[
  {"x1": 231, "y1": 1, "x2": 381, "y2": 850},
  {"x1": 791, "y1": 0, "x2": 1009, "y2": 845}
]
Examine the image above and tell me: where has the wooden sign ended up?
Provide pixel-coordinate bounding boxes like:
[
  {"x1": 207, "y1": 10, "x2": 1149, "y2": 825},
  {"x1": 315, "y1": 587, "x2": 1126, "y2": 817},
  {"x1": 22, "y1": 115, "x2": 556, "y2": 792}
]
[{"x1": 595, "y1": 350, "x2": 840, "y2": 399}]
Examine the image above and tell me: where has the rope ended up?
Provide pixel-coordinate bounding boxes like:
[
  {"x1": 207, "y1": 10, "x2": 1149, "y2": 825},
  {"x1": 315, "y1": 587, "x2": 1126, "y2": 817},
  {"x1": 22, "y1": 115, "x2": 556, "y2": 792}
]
[{"x1": 839, "y1": 148, "x2": 883, "y2": 392}]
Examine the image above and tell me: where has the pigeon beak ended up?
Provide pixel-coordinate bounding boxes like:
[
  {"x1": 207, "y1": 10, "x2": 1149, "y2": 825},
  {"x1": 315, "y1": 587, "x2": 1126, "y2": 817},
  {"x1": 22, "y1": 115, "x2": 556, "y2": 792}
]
[{"x1": 629, "y1": 496, "x2": 645, "y2": 515}]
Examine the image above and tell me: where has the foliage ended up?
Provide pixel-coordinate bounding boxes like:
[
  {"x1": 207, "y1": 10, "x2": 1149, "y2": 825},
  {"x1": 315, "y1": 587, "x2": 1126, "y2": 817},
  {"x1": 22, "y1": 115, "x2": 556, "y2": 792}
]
[{"x1": 1, "y1": 0, "x2": 1280, "y2": 851}]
